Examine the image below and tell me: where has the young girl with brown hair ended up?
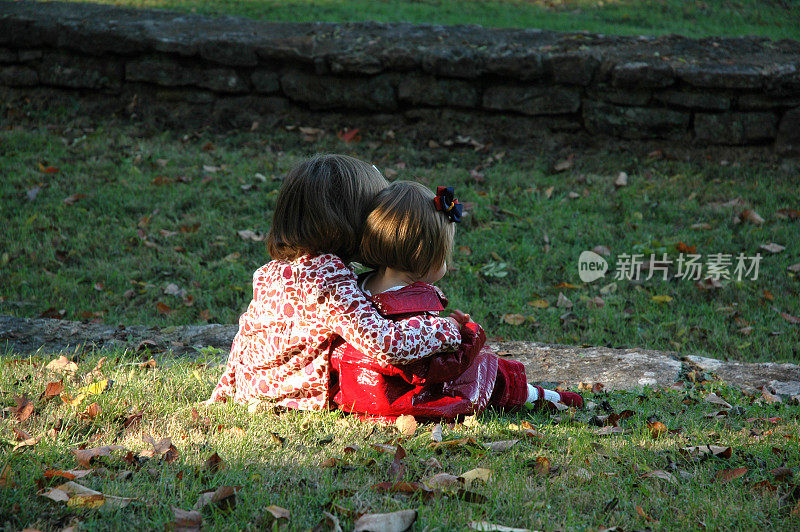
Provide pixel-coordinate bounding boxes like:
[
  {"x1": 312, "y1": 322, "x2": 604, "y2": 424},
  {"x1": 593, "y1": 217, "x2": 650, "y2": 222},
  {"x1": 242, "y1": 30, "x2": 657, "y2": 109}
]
[
  {"x1": 206, "y1": 156, "x2": 463, "y2": 409},
  {"x1": 330, "y1": 181, "x2": 583, "y2": 420}
]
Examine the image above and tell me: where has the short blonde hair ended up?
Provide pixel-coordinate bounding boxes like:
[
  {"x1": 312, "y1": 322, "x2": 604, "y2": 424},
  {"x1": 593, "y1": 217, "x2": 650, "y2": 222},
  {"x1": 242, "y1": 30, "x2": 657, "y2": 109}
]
[
  {"x1": 267, "y1": 154, "x2": 388, "y2": 263},
  {"x1": 360, "y1": 181, "x2": 456, "y2": 278}
]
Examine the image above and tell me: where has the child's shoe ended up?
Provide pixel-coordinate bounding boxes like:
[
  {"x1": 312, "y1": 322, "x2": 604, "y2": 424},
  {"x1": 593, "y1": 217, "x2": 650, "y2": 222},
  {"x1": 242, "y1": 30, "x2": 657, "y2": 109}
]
[{"x1": 525, "y1": 385, "x2": 584, "y2": 412}]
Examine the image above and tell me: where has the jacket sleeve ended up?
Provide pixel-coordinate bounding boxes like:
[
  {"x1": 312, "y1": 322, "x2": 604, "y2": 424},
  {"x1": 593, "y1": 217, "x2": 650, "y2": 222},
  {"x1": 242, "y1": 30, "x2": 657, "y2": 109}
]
[
  {"x1": 316, "y1": 265, "x2": 461, "y2": 366},
  {"x1": 403, "y1": 322, "x2": 486, "y2": 383}
]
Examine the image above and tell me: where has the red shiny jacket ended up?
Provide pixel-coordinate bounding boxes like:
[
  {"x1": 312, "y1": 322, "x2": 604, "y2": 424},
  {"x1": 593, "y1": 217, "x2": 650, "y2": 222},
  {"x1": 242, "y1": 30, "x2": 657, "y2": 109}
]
[{"x1": 329, "y1": 281, "x2": 499, "y2": 421}]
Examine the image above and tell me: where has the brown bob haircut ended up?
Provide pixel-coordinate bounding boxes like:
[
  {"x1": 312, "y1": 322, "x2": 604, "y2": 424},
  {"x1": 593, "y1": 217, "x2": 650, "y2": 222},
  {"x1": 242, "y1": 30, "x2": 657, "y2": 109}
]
[
  {"x1": 360, "y1": 181, "x2": 456, "y2": 278},
  {"x1": 267, "y1": 154, "x2": 388, "y2": 263}
]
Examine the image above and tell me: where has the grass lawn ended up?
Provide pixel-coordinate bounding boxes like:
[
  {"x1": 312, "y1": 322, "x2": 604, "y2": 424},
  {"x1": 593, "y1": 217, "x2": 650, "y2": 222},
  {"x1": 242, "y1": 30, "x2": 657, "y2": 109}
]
[
  {"x1": 41, "y1": 0, "x2": 800, "y2": 40},
  {"x1": 1, "y1": 106, "x2": 798, "y2": 364},
  {"x1": 1, "y1": 351, "x2": 799, "y2": 530}
]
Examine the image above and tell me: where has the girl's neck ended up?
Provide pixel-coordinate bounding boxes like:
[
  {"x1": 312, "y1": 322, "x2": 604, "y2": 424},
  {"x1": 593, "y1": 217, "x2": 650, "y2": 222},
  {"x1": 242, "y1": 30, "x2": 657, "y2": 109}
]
[{"x1": 365, "y1": 268, "x2": 417, "y2": 295}]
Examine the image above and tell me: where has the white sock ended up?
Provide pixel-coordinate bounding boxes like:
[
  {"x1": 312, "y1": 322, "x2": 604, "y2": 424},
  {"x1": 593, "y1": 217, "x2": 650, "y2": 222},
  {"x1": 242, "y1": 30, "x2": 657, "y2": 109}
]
[{"x1": 526, "y1": 384, "x2": 561, "y2": 404}]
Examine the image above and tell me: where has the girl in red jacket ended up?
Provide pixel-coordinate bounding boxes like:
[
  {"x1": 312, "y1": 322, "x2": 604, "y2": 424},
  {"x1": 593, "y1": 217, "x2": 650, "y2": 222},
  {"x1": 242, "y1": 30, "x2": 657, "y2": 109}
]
[
  {"x1": 330, "y1": 181, "x2": 583, "y2": 421},
  {"x1": 206, "y1": 156, "x2": 462, "y2": 409}
]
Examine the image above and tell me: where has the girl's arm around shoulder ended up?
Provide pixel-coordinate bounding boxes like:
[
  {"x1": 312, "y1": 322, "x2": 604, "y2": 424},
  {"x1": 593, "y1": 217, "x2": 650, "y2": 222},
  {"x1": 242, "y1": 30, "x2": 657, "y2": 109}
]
[{"x1": 313, "y1": 256, "x2": 461, "y2": 366}]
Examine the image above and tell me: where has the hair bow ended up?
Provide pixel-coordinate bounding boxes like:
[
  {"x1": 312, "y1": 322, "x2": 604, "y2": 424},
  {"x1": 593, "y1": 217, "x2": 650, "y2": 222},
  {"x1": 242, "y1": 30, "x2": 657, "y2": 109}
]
[{"x1": 433, "y1": 186, "x2": 463, "y2": 223}]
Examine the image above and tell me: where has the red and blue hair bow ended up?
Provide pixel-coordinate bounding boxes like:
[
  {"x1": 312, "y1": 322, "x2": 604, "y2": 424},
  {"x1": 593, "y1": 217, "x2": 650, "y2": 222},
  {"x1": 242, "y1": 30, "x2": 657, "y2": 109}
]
[{"x1": 433, "y1": 186, "x2": 463, "y2": 223}]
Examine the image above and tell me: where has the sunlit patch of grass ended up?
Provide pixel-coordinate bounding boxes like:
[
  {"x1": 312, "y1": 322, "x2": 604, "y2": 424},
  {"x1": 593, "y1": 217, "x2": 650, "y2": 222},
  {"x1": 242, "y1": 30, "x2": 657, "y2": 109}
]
[
  {"x1": 1, "y1": 351, "x2": 798, "y2": 530},
  {"x1": 1, "y1": 109, "x2": 799, "y2": 363}
]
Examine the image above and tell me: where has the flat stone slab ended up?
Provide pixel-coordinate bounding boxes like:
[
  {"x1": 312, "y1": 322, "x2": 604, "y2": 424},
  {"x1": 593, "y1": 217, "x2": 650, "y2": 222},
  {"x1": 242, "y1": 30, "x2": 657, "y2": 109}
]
[{"x1": 2, "y1": 315, "x2": 798, "y2": 399}]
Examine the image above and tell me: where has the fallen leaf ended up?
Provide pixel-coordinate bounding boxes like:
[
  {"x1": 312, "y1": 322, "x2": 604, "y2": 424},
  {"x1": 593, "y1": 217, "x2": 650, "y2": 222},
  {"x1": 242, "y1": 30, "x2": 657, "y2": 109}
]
[
  {"x1": 680, "y1": 445, "x2": 732, "y2": 460},
  {"x1": 483, "y1": 439, "x2": 518, "y2": 452},
  {"x1": 556, "y1": 292, "x2": 572, "y2": 308},
  {"x1": 78, "y1": 402, "x2": 101, "y2": 420},
  {"x1": 354, "y1": 509, "x2": 417, "y2": 532},
  {"x1": 0, "y1": 464, "x2": 14, "y2": 488},
  {"x1": 46, "y1": 355, "x2": 78, "y2": 375},
  {"x1": 636, "y1": 505, "x2": 655, "y2": 522},
  {"x1": 705, "y1": 393, "x2": 732, "y2": 409},
  {"x1": 460, "y1": 467, "x2": 492, "y2": 489},
  {"x1": 389, "y1": 445, "x2": 407, "y2": 482},
  {"x1": 170, "y1": 507, "x2": 202, "y2": 532},
  {"x1": 337, "y1": 128, "x2": 361, "y2": 143},
  {"x1": 27, "y1": 186, "x2": 41, "y2": 201},
  {"x1": 204, "y1": 452, "x2": 225, "y2": 475},
  {"x1": 237, "y1": 229, "x2": 266, "y2": 242},
  {"x1": 156, "y1": 302, "x2": 174, "y2": 315},
  {"x1": 614, "y1": 171, "x2": 628, "y2": 187},
  {"x1": 651, "y1": 295, "x2": 673, "y2": 303},
  {"x1": 11, "y1": 394, "x2": 34, "y2": 422},
  {"x1": 594, "y1": 426, "x2": 625, "y2": 436},
  {"x1": 647, "y1": 421, "x2": 667, "y2": 438},
  {"x1": 530, "y1": 456, "x2": 551, "y2": 476},
  {"x1": 527, "y1": 299, "x2": 549, "y2": 309},
  {"x1": 396, "y1": 415, "x2": 417, "y2": 437},
  {"x1": 312, "y1": 510, "x2": 342, "y2": 532},
  {"x1": 553, "y1": 155, "x2": 573, "y2": 172},
  {"x1": 502, "y1": 314, "x2": 526, "y2": 326},
  {"x1": 78, "y1": 378, "x2": 110, "y2": 396},
  {"x1": 42, "y1": 381, "x2": 64, "y2": 400},
  {"x1": 740, "y1": 209, "x2": 764, "y2": 225},
  {"x1": 780, "y1": 312, "x2": 800, "y2": 325},
  {"x1": 425, "y1": 472, "x2": 462, "y2": 489},
  {"x1": 194, "y1": 485, "x2": 239, "y2": 512},
  {"x1": 717, "y1": 467, "x2": 747, "y2": 482},
  {"x1": 469, "y1": 521, "x2": 530, "y2": 531},
  {"x1": 72, "y1": 445, "x2": 127, "y2": 468},
  {"x1": 430, "y1": 424, "x2": 443, "y2": 442},
  {"x1": 760, "y1": 242, "x2": 785, "y2": 253},
  {"x1": 63, "y1": 193, "x2": 86, "y2": 205}
]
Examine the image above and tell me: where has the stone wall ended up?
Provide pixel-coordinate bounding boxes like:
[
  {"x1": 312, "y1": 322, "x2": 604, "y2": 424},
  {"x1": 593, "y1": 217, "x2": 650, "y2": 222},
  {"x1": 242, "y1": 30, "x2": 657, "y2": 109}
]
[{"x1": 1, "y1": 1, "x2": 799, "y2": 153}]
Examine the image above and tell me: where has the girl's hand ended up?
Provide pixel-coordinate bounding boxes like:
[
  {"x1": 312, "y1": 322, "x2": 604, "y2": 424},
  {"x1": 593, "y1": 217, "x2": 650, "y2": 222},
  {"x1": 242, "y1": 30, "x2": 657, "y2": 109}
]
[{"x1": 448, "y1": 309, "x2": 472, "y2": 326}]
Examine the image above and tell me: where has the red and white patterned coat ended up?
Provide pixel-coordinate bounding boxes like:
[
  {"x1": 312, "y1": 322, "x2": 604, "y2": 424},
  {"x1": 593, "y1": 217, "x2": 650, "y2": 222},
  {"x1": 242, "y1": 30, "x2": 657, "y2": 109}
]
[{"x1": 207, "y1": 253, "x2": 462, "y2": 410}]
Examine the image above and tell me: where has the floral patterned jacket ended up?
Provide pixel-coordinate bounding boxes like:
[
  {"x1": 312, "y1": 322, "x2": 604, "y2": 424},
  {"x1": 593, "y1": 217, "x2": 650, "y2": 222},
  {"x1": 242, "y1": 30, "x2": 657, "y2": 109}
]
[{"x1": 207, "y1": 254, "x2": 462, "y2": 410}]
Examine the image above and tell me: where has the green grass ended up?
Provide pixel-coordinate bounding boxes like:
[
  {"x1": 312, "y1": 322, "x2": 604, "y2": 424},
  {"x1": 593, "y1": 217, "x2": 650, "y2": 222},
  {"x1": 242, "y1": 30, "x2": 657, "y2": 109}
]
[
  {"x1": 41, "y1": 0, "x2": 800, "y2": 40},
  {"x1": 1, "y1": 351, "x2": 799, "y2": 530},
  {"x1": 1, "y1": 108, "x2": 799, "y2": 364},
  {"x1": 2, "y1": 103, "x2": 800, "y2": 364}
]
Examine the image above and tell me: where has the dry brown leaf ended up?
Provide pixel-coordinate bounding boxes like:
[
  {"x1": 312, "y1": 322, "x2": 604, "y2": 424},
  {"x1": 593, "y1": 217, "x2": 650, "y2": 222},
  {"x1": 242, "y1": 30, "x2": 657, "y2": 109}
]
[
  {"x1": 170, "y1": 507, "x2": 202, "y2": 532},
  {"x1": 636, "y1": 505, "x2": 655, "y2": 522},
  {"x1": 483, "y1": 439, "x2": 519, "y2": 452},
  {"x1": 425, "y1": 472, "x2": 463, "y2": 489},
  {"x1": 647, "y1": 421, "x2": 667, "y2": 439},
  {"x1": 42, "y1": 381, "x2": 64, "y2": 400},
  {"x1": 556, "y1": 292, "x2": 573, "y2": 308},
  {"x1": 531, "y1": 456, "x2": 551, "y2": 476},
  {"x1": 717, "y1": 467, "x2": 747, "y2": 482},
  {"x1": 204, "y1": 452, "x2": 225, "y2": 475},
  {"x1": 469, "y1": 522, "x2": 531, "y2": 531},
  {"x1": 396, "y1": 415, "x2": 417, "y2": 437},
  {"x1": 594, "y1": 426, "x2": 625, "y2": 436},
  {"x1": 680, "y1": 445, "x2": 732, "y2": 460},
  {"x1": 614, "y1": 171, "x2": 628, "y2": 187},
  {"x1": 78, "y1": 402, "x2": 101, "y2": 420},
  {"x1": 11, "y1": 394, "x2": 34, "y2": 422},
  {"x1": 194, "y1": 485, "x2": 239, "y2": 512},
  {"x1": 354, "y1": 509, "x2": 417, "y2": 532},
  {"x1": 740, "y1": 209, "x2": 764, "y2": 225},
  {"x1": 72, "y1": 445, "x2": 127, "y2": 468},
  {"x1": 45, "y1": 355, "x2": 78, "y2": 375},
  {"x1": 502, "y1": 313, "x2": 526, "y2": 326}
]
